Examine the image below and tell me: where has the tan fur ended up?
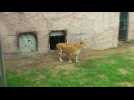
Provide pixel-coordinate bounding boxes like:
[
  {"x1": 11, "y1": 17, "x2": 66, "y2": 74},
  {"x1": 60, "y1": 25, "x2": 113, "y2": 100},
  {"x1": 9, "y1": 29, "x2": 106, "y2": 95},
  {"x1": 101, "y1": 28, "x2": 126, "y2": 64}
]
[{"x1": 56, "y1": 42, "x2": 86, "y2": 63}]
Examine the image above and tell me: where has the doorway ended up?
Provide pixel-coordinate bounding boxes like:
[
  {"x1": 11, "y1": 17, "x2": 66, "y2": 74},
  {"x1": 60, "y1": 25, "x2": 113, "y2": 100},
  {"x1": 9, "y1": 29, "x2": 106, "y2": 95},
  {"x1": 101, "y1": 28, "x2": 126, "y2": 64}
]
[{"x1": 49, "y1": 30, "x2": 66, "y2": 50}]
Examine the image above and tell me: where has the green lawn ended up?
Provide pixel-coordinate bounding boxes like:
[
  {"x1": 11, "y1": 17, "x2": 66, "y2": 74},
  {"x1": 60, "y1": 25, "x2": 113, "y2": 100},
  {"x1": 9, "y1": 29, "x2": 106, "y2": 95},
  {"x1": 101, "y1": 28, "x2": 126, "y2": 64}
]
[{"x1": 6, "y1": 42, "x2": 134, "y2": 87}]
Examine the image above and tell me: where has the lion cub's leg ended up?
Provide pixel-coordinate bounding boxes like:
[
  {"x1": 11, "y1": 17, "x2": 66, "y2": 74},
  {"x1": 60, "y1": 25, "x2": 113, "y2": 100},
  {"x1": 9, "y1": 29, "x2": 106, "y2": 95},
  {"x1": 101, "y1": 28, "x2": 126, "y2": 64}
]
[
  {"x1": 59, "y1": 57, "x2": 63, "y2": 62},
  {"x1": 75, "y1": 50, "x2": 80, "y2": 63},
  {"x1": 75, "y1": 55, "x2": 79, "y2": 63},
  {"x1": 68, "y1": 59, "x2": 72, "y2": 63},
  {"x1": 68, "y1": 54, "x2": 73, "y2": 63},
  {"x1": 58, "y1": 50, "x2": 63, "y2": 62}
]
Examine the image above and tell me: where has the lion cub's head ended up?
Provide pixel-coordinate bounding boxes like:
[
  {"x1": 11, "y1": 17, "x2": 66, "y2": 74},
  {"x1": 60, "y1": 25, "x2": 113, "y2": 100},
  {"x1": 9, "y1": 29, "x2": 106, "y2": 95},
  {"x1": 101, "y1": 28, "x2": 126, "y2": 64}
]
[{"x1": 80, "y1": 41, "x2": 88, "y2": 49}]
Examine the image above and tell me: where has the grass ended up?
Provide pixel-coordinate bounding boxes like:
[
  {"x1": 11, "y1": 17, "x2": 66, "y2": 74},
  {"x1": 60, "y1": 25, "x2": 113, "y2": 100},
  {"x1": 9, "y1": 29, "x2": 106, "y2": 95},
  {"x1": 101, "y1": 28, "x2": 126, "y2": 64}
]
[{"x1": 5, "y1": 42, "x2": 134, "y2": 87}]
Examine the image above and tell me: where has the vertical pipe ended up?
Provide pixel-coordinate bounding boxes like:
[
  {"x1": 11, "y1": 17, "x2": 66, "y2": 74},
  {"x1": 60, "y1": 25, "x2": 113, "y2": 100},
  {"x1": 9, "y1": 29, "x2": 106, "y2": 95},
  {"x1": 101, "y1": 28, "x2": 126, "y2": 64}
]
[{"x1": 0, "y1": 33, "x2": 6, "y2": 87}]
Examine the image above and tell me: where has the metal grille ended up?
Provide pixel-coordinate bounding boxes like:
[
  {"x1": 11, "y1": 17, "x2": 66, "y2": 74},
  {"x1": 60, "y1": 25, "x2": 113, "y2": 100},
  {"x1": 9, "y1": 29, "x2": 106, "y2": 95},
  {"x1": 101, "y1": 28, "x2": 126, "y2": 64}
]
[{"x1": 119, "y1": 12, "x2": 129, "y2": 41}]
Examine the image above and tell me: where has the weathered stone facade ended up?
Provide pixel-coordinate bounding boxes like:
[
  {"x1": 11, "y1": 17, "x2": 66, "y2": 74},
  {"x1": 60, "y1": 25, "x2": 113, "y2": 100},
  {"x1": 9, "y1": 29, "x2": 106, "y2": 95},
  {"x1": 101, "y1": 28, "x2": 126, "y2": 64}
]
[{"x1": 0, "y1": 12, "x2": 133, "y2": 54}]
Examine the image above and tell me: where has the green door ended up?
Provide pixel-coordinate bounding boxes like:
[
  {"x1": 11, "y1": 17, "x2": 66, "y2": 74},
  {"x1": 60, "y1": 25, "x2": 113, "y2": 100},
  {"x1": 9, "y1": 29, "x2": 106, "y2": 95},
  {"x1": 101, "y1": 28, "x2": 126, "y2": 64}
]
[{"x1": 19, "y1": 34, "x2": 37, "y2": 53}]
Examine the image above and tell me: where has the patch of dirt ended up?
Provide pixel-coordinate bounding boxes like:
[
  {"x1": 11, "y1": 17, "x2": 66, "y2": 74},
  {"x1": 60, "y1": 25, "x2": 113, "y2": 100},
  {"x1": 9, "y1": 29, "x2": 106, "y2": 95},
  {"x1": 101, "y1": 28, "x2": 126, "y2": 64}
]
[
  {"x1": 118, "y1": 68, "x2": 128, "y2": 76},
  {"x1": 99, "y1": 74, "x2": 107, "y2": 80},
  {"x1": 126, "y1": 57, "x2": 134, "y2": 61},
  {"x1": 118, "y1": 82, "x2": 134, "y2": 87},
  {"x1": 51, "y1": 63, "x2": 77, "y2": 76},
  {"x1": 35, "y1": 75, "x2": 46, "y2": 81},
  {"x1": 109, "y1": 60, "x2": 116, "y2": 64}
]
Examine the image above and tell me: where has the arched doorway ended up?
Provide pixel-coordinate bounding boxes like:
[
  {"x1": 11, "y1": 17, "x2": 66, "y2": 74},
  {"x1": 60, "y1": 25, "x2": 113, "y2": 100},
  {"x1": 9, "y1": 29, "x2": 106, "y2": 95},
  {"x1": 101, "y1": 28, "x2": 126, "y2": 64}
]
[
  {"x1": 18, "y1": 32, "x2": 38, "y2": 53},
  {"x1": 49, "y1": 30, "x2": 66, "y2": 50}
]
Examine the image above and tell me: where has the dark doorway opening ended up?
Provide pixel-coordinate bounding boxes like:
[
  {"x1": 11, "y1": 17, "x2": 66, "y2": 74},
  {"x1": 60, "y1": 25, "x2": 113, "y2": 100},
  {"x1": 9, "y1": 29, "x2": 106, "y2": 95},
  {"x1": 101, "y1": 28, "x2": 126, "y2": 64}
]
[
  {"x1": 49, "y1": 30, "x2": 66, "y2": 50},
  {"x1": 119, "y1": 12, "x2": 129, "y2": 41}
]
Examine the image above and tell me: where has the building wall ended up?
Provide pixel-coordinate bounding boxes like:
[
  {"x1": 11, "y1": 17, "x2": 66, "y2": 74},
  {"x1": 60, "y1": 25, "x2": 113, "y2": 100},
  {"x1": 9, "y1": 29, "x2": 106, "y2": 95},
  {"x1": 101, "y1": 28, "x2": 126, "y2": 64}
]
[
  {"x1": 0, "y1": 20, "x2": 9, "y2": 53},
  {"x1": 128, "y1": 12, "x2": 134, "y2": 40},
  {"x1": 48, "y1": 12, "x2": 120, "y2": 50},
  {"x1": 0, "y1": 13, "x2": 49, "y2": 54},
  {"x1": 0, "y1": 12, "x2": 120, "y2": 54}
]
